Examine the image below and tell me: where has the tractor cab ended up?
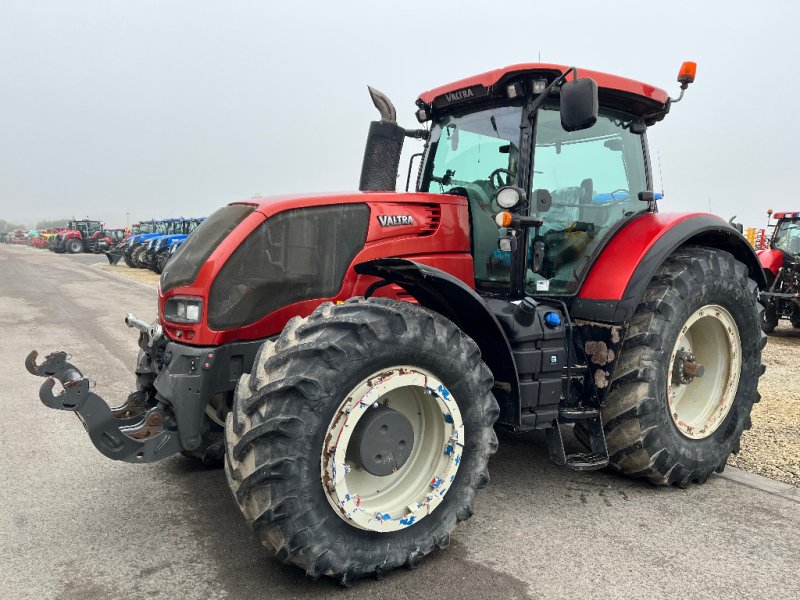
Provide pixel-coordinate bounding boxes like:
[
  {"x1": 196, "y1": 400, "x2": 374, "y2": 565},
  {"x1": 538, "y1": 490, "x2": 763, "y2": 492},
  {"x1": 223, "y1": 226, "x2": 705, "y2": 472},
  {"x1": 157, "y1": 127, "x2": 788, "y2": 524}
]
[
  {"x1": 412, "y1": 64, "x2": 677, "y2": 298},
  {"x1": 770, "y1": 213, "x2": 800, "y2": 257}
]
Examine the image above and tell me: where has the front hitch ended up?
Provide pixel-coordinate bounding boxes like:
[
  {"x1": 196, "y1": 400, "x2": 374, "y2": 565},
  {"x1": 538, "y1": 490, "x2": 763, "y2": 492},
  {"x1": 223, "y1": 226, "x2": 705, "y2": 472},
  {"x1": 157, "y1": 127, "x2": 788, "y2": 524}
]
[{"x1": 25, "y1": 350, "x2": 181, "y2": 462}]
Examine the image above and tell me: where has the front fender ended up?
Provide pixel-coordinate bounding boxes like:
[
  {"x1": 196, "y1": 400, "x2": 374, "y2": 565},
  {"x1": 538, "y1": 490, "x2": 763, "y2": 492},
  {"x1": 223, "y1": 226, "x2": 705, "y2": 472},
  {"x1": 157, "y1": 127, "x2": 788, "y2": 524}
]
[
  {"x1": 575, "y1": 212, "x2": 766, "y2": 323},
  {"x1": 354, "y1": 258, "x2": 521, "y2": 427}
]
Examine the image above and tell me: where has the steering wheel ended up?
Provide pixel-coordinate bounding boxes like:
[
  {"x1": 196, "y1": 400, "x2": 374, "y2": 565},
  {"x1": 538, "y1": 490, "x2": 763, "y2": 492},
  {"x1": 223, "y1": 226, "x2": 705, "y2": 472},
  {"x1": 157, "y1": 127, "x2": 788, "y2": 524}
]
[{"x1": 489, "y1": 168, "x2": 513, "y2": 190}]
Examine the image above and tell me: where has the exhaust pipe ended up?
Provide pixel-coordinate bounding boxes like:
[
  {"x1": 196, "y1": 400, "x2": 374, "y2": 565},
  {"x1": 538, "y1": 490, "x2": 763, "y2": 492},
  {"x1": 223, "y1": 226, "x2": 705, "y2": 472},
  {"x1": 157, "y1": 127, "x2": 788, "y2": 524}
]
[{"x1": 359, "y1": 86, "x2": 406, "y2": 192}]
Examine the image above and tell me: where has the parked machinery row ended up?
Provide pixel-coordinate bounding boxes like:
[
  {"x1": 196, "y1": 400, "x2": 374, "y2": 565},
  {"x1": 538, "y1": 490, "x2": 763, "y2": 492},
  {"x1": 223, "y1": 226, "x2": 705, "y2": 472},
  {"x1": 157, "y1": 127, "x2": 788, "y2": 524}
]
[
  {"x1": 106, "y1": 217, "x2": 205, "y2": 273},
  {"x1": 2, "y1": 218, "x2": 205, "y2": 277}
]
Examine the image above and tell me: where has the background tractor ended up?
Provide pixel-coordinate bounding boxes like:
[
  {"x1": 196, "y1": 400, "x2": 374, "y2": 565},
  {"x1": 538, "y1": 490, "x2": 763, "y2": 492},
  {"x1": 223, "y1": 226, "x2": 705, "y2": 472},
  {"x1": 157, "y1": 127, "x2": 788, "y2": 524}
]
[
  {"x1": 759, "y1": 210, "x2": 800, "y2": 332},
  {"x1": 93, "y1": 227, "x2": 128, "y2": 254},
  {"x1": 107, "y1": 219, "x2": 161, "y2": 266},
  {"x1": 50, "y1": 219, "x2": 104, "y2": 253},
  {"x1": 141, "y1": 217, "x2": 205, "y2": 273},
  {"x1": 28, "y1": 61, "x2": 766, "y2": 584}
]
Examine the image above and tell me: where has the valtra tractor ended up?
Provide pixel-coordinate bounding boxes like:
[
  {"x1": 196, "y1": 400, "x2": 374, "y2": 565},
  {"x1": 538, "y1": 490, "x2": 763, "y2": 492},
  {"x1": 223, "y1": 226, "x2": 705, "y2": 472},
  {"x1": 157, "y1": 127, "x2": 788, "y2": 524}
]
[
  {"x1": 27, "y1": 61, "x2": 767, "y2": 584},
  {"x1": 759, "y1": 209, "x2": 800, "y2": 332}
]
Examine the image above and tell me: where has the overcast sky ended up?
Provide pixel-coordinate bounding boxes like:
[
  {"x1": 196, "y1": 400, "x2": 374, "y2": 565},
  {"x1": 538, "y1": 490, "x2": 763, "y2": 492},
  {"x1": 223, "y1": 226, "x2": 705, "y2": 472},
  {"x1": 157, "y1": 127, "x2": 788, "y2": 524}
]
[{"x1": 1, "y1": 1, "x2": 797, "y2": 229}]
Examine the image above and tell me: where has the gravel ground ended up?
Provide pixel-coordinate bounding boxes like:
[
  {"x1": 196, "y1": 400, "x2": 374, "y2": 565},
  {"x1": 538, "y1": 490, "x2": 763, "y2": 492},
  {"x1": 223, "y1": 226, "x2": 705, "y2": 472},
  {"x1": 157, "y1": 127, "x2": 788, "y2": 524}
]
[
  {"x1": 92, "y1": 258, "x2": 800, "y2": 486},
  {"x1": 95, "y1": 262, "x2": 161, "y2": 287},
  {"x1": 728, "y1": 321, "x2": 800, "y2": 485}
]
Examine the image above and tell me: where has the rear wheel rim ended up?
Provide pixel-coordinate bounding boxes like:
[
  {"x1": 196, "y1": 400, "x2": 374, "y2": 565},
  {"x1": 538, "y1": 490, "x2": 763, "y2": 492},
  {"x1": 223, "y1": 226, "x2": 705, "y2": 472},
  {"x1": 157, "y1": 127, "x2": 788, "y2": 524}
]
[
  {"x1": 321, "y1": 366, "x2": 463, "y2": 532},
  {"x1": 667, "y1": 304, "x2": 742, "y2": 439}
]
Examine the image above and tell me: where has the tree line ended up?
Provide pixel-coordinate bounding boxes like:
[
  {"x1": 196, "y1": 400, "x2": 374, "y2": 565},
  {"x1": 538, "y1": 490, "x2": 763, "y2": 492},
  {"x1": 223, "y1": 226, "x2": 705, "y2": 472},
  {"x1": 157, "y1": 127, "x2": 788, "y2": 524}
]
[{"x1": 0, "y1": 218, "x2": 72, "y2": 232}]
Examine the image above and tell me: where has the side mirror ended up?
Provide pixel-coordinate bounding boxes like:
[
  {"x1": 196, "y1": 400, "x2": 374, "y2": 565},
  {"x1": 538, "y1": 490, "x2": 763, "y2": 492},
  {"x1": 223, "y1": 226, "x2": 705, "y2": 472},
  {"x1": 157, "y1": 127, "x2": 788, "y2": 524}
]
[{"x1": 560, "y1": 78, "x2": 598, "y2": 132}]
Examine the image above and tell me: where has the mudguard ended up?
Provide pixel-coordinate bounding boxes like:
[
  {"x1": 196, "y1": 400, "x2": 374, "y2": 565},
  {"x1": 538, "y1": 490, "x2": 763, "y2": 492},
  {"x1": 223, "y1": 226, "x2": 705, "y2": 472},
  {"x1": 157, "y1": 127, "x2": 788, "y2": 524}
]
[
  {"x1": 354, "y1": 258, "x2": 520, "y2": 427},
  {"x1": 573, "y1": 212, "x2": 766, "y2": 323},
  {"x1": 757, "y1": 248, "x2": 784, "y2": 278}
]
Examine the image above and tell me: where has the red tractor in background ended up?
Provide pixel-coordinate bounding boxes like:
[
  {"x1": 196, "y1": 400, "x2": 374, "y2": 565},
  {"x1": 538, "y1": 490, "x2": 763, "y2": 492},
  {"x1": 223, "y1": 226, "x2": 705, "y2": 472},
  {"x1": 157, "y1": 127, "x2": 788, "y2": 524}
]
[
  {"x1": 50, "y1": 219, "x2": 104, "y2": 253},
  {"x1": 93, "y1": 227, "x2": 129, "y2": 254},
  {"x1": 27, "y1": 61, "x2": 766, "y2": 584},
  {"x1": 759, "y1": 209, "x2": 800, "y2": 332}
]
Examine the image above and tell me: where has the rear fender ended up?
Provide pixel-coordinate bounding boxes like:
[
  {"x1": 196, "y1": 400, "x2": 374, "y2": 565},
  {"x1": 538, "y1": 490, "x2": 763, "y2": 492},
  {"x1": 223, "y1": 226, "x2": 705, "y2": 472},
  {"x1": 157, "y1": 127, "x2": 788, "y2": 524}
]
[
  {"x1": 354, "y1": 258, "x2": 521, "y2": 427},
  {"x1": 574, "y1": 213, "x2": 766, "y2": 323},
  {"x1": 758, "y1": 249, "x2": 784, "y2": 277}
]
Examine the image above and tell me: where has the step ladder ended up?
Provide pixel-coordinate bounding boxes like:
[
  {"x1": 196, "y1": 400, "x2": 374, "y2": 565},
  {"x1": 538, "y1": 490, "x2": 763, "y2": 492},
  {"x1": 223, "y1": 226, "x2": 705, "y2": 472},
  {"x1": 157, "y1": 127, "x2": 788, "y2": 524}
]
[{"x1": 546, "y1": 407, "x2": 609, "y2": 471}]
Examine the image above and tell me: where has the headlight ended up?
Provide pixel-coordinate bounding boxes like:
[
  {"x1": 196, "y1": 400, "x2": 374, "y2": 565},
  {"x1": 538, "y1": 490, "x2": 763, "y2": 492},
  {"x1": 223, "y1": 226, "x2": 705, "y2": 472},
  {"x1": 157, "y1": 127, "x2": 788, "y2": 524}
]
[
  {"x1": 164, "y1": 297, "x2": 203, "y2": 323},
  {"x1": 495, "y1": 186, "x2": 525, "y2": 209}
]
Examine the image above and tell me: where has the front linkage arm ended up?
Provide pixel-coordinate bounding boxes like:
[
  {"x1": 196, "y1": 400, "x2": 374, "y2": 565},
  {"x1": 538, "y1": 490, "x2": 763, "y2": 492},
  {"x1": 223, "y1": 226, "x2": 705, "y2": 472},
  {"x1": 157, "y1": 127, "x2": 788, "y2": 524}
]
[{"x1": 25, "y1": 349, "x2": 182, "y2": 462}]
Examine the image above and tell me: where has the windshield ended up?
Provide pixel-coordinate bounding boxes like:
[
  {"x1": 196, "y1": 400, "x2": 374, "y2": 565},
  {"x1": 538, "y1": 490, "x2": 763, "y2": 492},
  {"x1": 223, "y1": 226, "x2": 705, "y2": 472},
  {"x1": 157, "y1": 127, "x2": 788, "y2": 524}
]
[
  {"x1": 420, "y1": 104, "x2": 523, "y2": 283},
  {"x1": 525, "y1": 106, "x2": 648, "y2": 295},
  {"x1": 773, "y1": 219, "x2": 800, "y2": 255}
]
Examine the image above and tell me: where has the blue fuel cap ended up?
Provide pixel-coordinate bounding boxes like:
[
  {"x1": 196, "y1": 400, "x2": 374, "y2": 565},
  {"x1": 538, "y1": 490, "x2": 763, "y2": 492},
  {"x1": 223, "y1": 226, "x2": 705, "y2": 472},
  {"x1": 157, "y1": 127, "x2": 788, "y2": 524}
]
[{"x1": 544, "y1": 312, "x2": 562, "y2": 328}]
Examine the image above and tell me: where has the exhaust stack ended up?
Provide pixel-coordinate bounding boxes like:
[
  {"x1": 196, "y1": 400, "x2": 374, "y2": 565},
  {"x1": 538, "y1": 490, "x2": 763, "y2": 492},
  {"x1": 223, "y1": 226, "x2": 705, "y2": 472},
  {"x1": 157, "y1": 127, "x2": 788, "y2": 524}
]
[{"x1": 359, "y1": 86, "x2": 406, "y2": 192}]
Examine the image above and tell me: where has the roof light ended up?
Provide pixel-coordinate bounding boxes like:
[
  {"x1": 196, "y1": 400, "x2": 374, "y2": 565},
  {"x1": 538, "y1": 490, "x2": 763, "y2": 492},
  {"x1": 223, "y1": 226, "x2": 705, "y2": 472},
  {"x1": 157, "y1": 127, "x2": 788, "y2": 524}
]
[
  {"x1": 670, "y1": 60, "x2": 698, "y2": 104},
  {"x1": 532, "y1": 78, "x2": 547, "y2": 94},
  {"x1": 678, "y1": 61, "x2": 697, "y2": 86},
  {"x1": 506, "y1": 82, "x2": 523, "y2": 99}
]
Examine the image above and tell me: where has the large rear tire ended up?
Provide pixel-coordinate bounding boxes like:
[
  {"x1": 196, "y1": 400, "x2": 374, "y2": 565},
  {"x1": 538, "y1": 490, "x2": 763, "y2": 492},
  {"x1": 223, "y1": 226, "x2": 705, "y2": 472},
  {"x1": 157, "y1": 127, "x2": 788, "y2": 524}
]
[
  {"x1": 596, "y1": 247, "x2": 765, "y2": 485},
  {"x1": 224, "y1": 298, "x2": 499, "y2": 583}
]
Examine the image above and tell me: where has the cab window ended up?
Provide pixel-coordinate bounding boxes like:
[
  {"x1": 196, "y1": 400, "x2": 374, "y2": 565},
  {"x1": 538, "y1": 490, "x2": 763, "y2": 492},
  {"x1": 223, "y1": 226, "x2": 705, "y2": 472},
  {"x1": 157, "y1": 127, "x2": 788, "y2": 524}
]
[{"x1": 525, "y1": 106, "x2": 648, "y2": 295}]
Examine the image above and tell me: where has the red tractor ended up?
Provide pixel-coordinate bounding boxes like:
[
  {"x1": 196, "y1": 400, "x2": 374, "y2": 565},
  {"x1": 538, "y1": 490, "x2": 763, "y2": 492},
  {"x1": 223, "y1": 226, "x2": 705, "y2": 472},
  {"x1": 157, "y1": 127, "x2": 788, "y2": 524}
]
[
  {"x1": 27, "y1": 61, "x2": 766, "y2": 584},
  {"x1": 759, "y1": 210, "x2": 800, "y2": 332},
  {"x1": 51, "y1": 219, "x2": 104, "y2": 253},
  {"x1": 93, "y1": 227, "x2": 129, "y2": 254}
]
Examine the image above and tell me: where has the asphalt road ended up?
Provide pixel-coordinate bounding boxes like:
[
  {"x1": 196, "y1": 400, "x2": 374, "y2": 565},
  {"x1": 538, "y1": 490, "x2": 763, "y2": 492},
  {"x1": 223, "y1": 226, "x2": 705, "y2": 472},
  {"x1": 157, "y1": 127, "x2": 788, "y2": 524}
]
[{"x1": 1, "y1": 244, "x2": 798, "y2": 600}]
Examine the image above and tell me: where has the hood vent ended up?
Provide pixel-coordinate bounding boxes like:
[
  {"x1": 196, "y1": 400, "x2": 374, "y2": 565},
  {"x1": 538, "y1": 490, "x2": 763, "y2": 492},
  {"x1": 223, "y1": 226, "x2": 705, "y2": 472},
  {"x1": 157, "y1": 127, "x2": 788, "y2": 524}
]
[{"x1": 418, "y1": 205, "x2": 441, "y2": 236}]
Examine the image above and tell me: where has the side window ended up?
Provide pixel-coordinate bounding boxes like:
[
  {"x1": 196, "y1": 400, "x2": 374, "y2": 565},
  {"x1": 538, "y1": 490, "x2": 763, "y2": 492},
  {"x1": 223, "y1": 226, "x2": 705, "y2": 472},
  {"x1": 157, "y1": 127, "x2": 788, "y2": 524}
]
[{"x1": 526, "y1": 107, "x2": 648, "y2": 295}]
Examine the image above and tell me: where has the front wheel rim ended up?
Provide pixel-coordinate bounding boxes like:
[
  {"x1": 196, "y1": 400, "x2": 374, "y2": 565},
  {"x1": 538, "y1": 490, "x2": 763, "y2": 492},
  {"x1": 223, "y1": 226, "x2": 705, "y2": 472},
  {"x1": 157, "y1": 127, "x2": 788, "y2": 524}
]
[
  {"x1": 321, "y1": 366, "x2": 464, "y2": 532},
  {"x1": 667, "y1": 304, "x2": 742, "y2": 439}
]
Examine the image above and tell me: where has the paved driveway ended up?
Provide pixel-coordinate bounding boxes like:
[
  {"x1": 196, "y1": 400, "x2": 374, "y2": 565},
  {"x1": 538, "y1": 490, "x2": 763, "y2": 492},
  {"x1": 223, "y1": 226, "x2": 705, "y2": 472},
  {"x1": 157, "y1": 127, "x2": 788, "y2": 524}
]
[{"x1": 1, "y1": 245, "x2": 797, "y2": 599}]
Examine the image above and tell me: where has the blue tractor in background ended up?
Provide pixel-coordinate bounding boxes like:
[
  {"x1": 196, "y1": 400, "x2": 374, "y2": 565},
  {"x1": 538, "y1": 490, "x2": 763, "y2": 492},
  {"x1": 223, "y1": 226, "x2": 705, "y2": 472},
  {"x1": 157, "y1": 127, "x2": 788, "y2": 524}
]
[{"x1": 141, "y1": 218, "x2": 205, "y2": 273}]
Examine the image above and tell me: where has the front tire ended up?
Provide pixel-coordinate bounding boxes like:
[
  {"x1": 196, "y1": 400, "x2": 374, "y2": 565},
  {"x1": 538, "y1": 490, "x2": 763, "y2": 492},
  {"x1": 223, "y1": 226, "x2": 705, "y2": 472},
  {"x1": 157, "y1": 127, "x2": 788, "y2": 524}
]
[
  {"x1": 131, "y1": 245, "x2": 147, "y2": 268},
  {"x1": 599, "y1": 247, "x2": 765, "y2": 485},
  {"x1": 66, "y1": 238, "x2": 83, "y2": 254},
  {"x1": 224, "y1": 298, "x2": 499, "y2": 583}
]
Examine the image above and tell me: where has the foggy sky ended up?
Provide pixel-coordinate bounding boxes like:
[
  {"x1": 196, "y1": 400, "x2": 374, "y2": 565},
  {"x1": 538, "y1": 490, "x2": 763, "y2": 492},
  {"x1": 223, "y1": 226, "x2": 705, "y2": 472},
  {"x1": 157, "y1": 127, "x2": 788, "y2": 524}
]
[{"x1": 1, "y1": 0, "x2": 797, "y2": 230}]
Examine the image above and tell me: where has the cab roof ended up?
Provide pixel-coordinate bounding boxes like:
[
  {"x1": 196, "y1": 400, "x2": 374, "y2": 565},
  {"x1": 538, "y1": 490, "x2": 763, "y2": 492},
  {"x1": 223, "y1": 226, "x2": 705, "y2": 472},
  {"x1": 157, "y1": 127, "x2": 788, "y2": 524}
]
[
  {"x1": 417, "y1": 63, "x2": 670, "y2": 122},
  {"x1": 773, "y1": 212, "x2": 799, "y2": 220}
]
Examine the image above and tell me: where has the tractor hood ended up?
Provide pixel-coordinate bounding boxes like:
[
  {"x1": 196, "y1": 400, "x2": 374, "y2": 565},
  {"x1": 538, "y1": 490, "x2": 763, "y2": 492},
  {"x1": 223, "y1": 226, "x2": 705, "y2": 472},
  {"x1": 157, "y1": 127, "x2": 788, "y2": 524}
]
[
  {"x1": 129, "y1": 232, "x2": 162, "y2": 245},
  {"x1": 246, "y1": 190, "x2": 466, "y2": 217},
  {"x1": 157, "y1": 190, "x2": 470, "y2": 345},
  {"x1": 150, "y1": 233, "x2": 189, "y2": 249}
]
